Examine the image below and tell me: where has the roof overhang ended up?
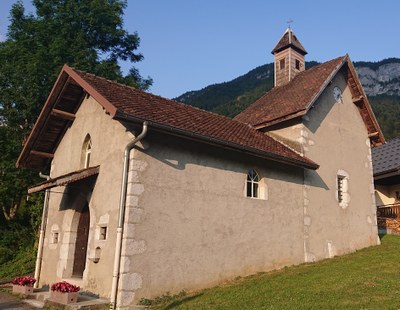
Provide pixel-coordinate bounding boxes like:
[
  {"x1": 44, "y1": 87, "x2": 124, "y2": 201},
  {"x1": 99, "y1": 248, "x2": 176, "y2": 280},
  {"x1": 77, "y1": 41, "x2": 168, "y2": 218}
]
[
  {"x1": 115, "y1": 113, "x2": 319, "y2": 170},
  {"x1": 18, "y1": 65, "x2": 318, "y2": 172},
  {"x1": 374, "y1": 167, "x2": 400, "y2": 180},
  {"x1": 16, "y1": 65, "x2": 119, "y2": 170},
  {"x1": 28, "y1": 166, "x2": 99, "y2": 194},
  {"x1": 345, "y1": 57, "x2": 385, "y2": 146},
  {"x1": 253, "y1": 109, "x2": 305, "y2": 130},
  {"x1": 253, "y1": 56, "x2": 385, "y2": 146}
]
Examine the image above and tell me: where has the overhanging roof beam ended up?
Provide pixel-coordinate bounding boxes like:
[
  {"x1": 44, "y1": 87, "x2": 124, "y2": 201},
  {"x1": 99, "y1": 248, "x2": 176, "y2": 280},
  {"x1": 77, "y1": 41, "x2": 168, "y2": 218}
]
[
  {"x1": 30, "y1": 150, "x2": 54, "y2": 158},
  {"x1": 51, "y1": 108, "x2": 76, "y2": 121}
]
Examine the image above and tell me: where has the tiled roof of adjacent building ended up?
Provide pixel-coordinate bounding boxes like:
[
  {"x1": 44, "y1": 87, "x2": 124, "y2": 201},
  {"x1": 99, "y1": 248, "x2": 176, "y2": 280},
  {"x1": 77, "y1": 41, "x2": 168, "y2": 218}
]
[
  {"x1": 271, "y1": 28, "x2": 307, "y2": 55},
  {"x1": 372, "y1": 137, "x2": 400, "y2": 176},
  {"x1": 17, "y1": 65, "x2": 319, "y2": 170},
  {"x1": 234, "y1": 56, "x2": 346, "y2": 127}
]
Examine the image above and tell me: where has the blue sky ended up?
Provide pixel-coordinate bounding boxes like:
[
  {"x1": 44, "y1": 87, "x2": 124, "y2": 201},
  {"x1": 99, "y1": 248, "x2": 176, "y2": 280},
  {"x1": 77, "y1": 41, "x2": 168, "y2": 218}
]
[{"x1": 0, "y1": 0, "x2": 399, "y2": 98}]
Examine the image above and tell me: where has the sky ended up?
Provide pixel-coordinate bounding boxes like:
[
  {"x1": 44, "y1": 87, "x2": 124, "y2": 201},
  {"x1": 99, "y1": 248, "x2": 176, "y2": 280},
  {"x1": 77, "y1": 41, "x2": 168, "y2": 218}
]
[{"x1": 0, "y1": 0, "x2": 399, "y2": 99}]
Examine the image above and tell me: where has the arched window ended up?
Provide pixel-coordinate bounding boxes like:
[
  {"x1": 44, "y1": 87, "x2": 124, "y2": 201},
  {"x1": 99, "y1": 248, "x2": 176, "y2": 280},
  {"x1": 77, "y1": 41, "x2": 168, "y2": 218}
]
[
  {"x1": 246, "y1": 169, "x2": 260, "y2": 198},
  {"x1": 81, "y1": 134, "x2": 92, "y2": 168}
]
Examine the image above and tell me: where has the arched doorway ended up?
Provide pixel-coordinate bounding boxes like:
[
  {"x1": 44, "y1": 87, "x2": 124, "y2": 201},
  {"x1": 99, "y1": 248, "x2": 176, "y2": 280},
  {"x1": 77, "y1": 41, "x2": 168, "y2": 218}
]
[{"x1": 72, "y1": 203, "x2": 90, "y2": 278}]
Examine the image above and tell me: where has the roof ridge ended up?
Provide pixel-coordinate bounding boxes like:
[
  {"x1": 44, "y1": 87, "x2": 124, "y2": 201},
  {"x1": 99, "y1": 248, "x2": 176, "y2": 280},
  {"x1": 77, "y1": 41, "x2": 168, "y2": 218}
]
[
  {"x1": 293, "y1": 55, "x2": 347, "y2": 79},
  {"x1": 18, "y1": 64, "x2": 319, "y2": 170},
  {"x1": 71, "y1": 67, "x2": 243, "y2": 124},
  {"x1": 71, "y1": 68, "x2": 138, "y2": 92},
  {"x1": 254, "y1": 55, "x2": 346, "y2": 100},
  {"x1": 234, "y1": 55, "x2": 348, "y2": 127}
]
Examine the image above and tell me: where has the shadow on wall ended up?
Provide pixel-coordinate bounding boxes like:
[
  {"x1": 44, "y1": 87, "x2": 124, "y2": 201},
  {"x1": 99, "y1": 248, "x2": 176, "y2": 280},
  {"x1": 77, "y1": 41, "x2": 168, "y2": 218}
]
[
  {"x1": 304, "y1": 90, "x2": 337, "y2": 135},
  {"x1": 134, "y1": 130, "x2": 308, "y2": 186},
  {"x1": 59, "y1": 175, "x2": 98, "y2": 212},
  {"x1": 305, "y1": 169, "x2": 329, "y2": 190}
]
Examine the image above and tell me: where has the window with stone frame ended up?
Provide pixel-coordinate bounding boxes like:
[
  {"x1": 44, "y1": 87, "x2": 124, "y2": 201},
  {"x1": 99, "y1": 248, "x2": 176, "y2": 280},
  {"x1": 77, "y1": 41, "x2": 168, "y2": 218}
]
[
  {"x1": 51, "y1": 231, "x2": 59, "y2": 244},
  {"x1": 246, "y1": 169, "x2": 260, "y2": 198},
  {"x1": 337, "y1": 170, "x2": 350, "y2": 208},
  {"x1": 99, "y1": 226, "x2": 107, "y2": 240},
  {"x1": 337, "y1": 175, "x2": 345, "y2": 203}
]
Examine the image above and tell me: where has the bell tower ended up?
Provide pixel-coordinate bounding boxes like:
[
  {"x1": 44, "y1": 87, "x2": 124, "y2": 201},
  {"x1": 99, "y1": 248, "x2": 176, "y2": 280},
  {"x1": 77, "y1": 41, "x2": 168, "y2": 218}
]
[{"x1": 272, "y1": 28, "x2": 307, "y2": 87}]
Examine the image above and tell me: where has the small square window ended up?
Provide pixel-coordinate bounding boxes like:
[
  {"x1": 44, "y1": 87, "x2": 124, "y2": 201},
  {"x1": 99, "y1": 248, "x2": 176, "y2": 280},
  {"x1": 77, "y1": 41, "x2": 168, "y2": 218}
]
[
  {"x1": 51, "y1": 232, "x2": 59, "y2": 244},
  {"x1": 99, "y1": 226, "x2": 107, "y2": 240}
]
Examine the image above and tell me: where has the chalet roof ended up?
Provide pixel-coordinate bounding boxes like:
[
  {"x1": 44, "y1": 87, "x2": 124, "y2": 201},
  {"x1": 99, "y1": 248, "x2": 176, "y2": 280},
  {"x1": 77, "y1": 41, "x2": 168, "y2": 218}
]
[
  {"x1": 271, "y1": 28, "x2": 307, "y2": 55},
  {"x1": 372, "y1": 137, "x2": 400, "y2": 177},
  {"x1": 234, "y1": 55, "x2": 385, "y2": 146},
  {"x1": 17, "y1": 65, "x2": 318, "y2": 171}
]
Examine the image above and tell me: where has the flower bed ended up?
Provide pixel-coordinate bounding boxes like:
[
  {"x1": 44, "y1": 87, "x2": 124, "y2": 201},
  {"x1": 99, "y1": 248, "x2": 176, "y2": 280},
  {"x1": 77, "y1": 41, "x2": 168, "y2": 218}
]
[
  {"x1": 50, "y1": 281, "x2": 80, "y2": 304},
  {"x1": 12, "y1": 276, "x2": 36, "y2": 287},
  {"x1": 51, "y1": 281, "x2": 80, "y2": 293},
  {"x1": 11, "y1": 276, "x2": 36, "y2": 295}
]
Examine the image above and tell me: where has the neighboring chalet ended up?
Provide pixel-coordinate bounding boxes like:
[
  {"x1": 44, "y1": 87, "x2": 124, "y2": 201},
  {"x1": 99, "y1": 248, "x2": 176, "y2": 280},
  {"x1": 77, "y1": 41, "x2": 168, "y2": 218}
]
[
  {"x1": 372, "y1": 138, "x2": 400, "y2": 234},
  {"x1": 17, "y1": 28, "x2": 384, "y2": 309}
]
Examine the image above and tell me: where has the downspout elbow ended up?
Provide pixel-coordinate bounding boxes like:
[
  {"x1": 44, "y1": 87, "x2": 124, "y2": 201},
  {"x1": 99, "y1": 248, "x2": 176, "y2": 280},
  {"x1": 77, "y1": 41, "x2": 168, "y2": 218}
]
[
  {"x1": 39, "y1": 172, "x2": 50, "y2": 180},
  {"x1": 119, "y1": 121, "x2": 148, "y2": 227}
]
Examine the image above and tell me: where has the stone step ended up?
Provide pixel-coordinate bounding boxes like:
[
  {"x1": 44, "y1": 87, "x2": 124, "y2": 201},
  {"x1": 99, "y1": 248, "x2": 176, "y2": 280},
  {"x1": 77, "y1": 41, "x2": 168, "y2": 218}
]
[{"x1": 30, "y1": 288, "x2": 110, "y2": 309}]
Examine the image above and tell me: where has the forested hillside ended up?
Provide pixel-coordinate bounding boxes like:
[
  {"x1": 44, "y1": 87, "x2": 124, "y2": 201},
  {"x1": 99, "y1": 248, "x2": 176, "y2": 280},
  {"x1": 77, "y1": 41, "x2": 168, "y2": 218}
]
[{"x1": 175, "y1": 59, "x2": 400, "y2": 139}]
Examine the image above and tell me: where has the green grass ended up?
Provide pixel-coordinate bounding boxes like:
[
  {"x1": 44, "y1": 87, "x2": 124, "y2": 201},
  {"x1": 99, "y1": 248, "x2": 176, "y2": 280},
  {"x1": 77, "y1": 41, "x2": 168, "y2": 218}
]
[
  {"x1": 0, "y1": 246, "x2": 36, "y2": 279},
  {"x1": 150, "y1": 235, "x2": 400, "y2": 309}
]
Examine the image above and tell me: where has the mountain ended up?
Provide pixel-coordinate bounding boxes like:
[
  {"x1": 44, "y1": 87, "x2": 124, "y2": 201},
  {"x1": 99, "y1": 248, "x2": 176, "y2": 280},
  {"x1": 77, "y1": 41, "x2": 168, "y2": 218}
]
[
  {"x1": 174, "y1": 58, "x2": 400, "y2": 139},
  {"x1": 356, "y1": 58, "x2": 400, "y2": 96}
]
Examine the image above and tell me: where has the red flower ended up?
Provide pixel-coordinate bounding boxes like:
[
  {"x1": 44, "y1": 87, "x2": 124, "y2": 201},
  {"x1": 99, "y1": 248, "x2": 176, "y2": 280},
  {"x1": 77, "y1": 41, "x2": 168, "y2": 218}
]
[
  {"x1": 51, "y1": 281, "x2": 80, "y2": 293},
  {"x1": 11, "y1": 276, "x2": 36, "y2": 287}
]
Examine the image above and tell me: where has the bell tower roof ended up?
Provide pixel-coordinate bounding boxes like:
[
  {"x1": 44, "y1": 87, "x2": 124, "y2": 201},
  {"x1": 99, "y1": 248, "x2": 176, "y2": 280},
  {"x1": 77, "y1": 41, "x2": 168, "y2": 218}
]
[{"x1": 271, "y1": 28, "x2": 307, "y2": 55}]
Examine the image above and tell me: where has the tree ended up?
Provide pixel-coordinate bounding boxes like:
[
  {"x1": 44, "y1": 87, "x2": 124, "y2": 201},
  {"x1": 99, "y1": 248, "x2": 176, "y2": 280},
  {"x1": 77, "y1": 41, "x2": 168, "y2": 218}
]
[{"x1": 0, "y1": 0, "x2": 152, "y2": 221}]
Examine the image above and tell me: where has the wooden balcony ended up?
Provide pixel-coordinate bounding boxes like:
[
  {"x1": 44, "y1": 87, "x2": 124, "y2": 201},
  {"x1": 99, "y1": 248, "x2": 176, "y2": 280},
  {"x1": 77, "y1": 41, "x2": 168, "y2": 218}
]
[{"x1": 377, "y1": 203, "x2": 400, "y2": 218}]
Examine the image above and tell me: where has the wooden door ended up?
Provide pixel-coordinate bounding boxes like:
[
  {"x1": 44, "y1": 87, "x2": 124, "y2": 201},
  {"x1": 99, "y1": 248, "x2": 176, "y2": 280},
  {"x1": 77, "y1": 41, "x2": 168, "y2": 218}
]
[{"x1": 72, "y1": 204, "x2": 90, "y2": 277}]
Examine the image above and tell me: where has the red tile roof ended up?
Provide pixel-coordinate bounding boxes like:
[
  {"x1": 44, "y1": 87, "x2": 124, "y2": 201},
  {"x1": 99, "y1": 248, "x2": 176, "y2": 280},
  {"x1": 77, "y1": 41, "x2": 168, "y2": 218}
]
[
  {"x1": 70, "y1": 68, "x2": 318, "y2": 169},
  {"x1": 234, "y1": 56, "x2": 346, "y2": 127},
  {"x1": 17, "y1": 65, "x2": 319, "y2": 170},
  {"x1": 271, "y1": 28, "x2": 307, "y2": 55}
]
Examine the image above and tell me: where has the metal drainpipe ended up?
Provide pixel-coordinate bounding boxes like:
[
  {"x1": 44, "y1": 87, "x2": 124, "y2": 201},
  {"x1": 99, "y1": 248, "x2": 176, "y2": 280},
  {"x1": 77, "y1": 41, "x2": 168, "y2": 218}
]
[
  {"x1": 34, "y1": 172, "x2": 51, "y2": 288},
  {"x1": 110, "y1": 121, "x2": 148, "y2": 309}
]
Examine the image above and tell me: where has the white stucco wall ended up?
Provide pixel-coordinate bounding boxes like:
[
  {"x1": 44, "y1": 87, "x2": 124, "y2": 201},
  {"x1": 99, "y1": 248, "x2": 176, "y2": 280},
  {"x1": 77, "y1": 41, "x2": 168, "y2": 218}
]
[
  {"x1": 40, "y1": 96, "x2": 133, "y2": 297},
  {"x1": 38, "y1": 70, "x2": 379, "y2": 308},
  {"x1": 269, "y1": 70, "x2": 379, "y2": 263},
  {"x1": 118, "y1": 133, "x2": 306, "y2": 306},
  {"x1": 302, "y1": 71, "x2": 379, "y2": 260},
  {"x1": 40, "y1": 95, "x2": 308, "y2": 307}
]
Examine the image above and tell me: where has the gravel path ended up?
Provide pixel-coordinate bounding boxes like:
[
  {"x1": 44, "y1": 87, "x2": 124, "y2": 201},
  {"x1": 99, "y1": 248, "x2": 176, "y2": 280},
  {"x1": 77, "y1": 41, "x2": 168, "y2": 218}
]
[{"x1": 0, "y1": 290, "x2": 42, "y2": 309}]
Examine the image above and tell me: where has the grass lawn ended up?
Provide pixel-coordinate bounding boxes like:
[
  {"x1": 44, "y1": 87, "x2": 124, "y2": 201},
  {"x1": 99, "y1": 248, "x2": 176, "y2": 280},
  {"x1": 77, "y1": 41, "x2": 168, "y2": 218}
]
[{"x1": 149, "y1": 235, "x2": 400, "y2": 309}]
